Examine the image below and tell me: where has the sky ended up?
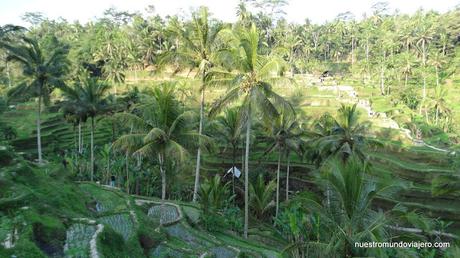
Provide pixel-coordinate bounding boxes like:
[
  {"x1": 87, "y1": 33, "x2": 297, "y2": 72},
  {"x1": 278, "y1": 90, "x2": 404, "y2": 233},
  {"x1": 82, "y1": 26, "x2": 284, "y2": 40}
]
[{"x1": 0, "y1": 0, "x2": 459, "y2": 26}]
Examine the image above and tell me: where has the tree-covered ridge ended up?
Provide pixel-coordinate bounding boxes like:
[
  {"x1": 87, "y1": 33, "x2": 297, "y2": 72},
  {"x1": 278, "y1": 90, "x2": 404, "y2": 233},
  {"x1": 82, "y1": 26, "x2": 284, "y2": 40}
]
[{"x1": 1, "y1": 1, "x2": 460, "y2": 257}]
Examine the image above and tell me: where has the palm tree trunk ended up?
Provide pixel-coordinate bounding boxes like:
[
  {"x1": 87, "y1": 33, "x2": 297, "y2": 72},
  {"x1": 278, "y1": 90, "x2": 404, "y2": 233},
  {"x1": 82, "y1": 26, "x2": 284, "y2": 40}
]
[
  {"x1": 106, "y1": 149, "x2": 110, "y2": 185},
  {"x1": 243, "y1": 105, "x2": 251, "y2": 239},
  {"x1": 78, "y1": 120, "x2": 82, "y2": 153},
  {"x1": 285, "y1": 155, "x2": 290, "y2": 201},
  {"x1": 160, "y1": 156, "x2": 166, "y2": 200},
  {"x1": 435, "y1": 106, "x2": 439, "y2": 125},
  {"x1": 366, "y1": 38, "x2": 370, "y2": 82},
  {"x1": 351, "y1": 37, "x2": 354, "y2": 68},
  {"x1": 37, "y1": 94, "x2": 43, "y2": 164},
  {"x1": 422, "y1": 40, "x2": 427, "y2": 99},
  {"x1": 275, "y1": 149, "x2": 281, "y2": 219},
  {"x1": 125, "y1": 152, "x2": 129, "y2": 194},
  {"x1": 404, "y1": 73, "x2": 408, "y2": 88},
  {"x1": 90, "y1": 117, "x2": 95, "y2": 181},
  {"x1": 232, "y1": 144, "x2": 236, "y2": 195},
  {"x1": 158, "y1": 153, "x2": 166, "y2": 225},
  {"x1": 380, "y1": 50, "x2": 385, "y2": 95},
  {"x1": 73, "y1": 124, "x2": 77, "y2": 154},
  {"x1": 193, "y1": 77, "x2": 206, "y2": 202},
  {"x1": 380, "y1": 64, "x2": 385, "y2": 95},
  {"x1": 6, "y1": 61, "x2": 11, "y2": 88},
  {"x1": 435, "y1": 66, "x2": 439, "y2": 87}
]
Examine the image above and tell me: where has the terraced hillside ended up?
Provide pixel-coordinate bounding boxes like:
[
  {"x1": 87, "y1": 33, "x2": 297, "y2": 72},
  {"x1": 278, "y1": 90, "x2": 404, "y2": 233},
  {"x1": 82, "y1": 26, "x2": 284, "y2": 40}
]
[{"x1": 0, "y1": 149, "x2": 285, "y2": 257}]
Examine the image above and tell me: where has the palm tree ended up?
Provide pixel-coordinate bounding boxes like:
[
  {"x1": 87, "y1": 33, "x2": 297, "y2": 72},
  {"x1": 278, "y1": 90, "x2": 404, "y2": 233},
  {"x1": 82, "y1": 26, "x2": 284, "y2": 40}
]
[
  {"x1": 295, "y1": 156, "x2": 402, "y2": 257},
  {"x1": 262, "y1": 111, "x2": 304, "y2": 217},
  {"x1": 209, "y1": 24, "x2": 292, "y2": 238},
  {"x1": 113, "y1": 85, "x2": 208, "y2": 223},
  {"x1": 414, "y1": 12, "x2": 434, "y2": 99},
  {"x1": 429, "y1": 85, "x2": 451, "y2": 126},
  {"x1": 250, "y1": 174, "x2": 276, "y2": 220},
  {"x1": 428, "y1": 50, "x2": 446, "y2": 87},
  {"x1": 0, "y1": 25, "x2": 25, "y2": 88},
  {"x1": 2, "y1": 36, "x2": 69, "y2": 164},
  {"x1": 63, "y1": 77, "x2": 111, "y2": 181},
  {"x1": 165, "y1": 7, "x2": 224, "y2": 202},
  {"x1": 312, "y1": 104, "x2": 379, "y2": 163},
  {"x1": 61, "y1": 82, "x2": 90, "y2": 154},
  {"x1": 397, "y1": 52, "x2": 417, "y2": 88},
  {"x1": 212, "y1": 107, "x2": 245, "y2": 194}
]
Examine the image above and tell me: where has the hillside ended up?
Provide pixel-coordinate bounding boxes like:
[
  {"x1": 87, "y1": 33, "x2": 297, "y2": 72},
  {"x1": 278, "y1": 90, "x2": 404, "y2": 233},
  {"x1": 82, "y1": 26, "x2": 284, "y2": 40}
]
[{"x1": 0, "y1": 149, "x2": 285, "y2": 257}]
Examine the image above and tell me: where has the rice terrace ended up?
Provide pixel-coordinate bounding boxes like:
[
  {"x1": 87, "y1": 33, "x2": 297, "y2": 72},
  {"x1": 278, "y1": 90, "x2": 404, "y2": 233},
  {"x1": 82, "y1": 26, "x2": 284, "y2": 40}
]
[{"x1": 0, "y1": 0, "x2": 460, "y2": 257}]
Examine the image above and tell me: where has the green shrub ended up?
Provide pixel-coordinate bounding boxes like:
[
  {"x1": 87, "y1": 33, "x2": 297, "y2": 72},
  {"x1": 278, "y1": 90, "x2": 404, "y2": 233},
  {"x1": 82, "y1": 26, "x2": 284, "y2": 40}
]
[
  {"x1": 98, "y1": 227, "x2": 143, "y2": 258},
  {"x1": 137, "y1": 226, "x2": 164, "y2": 256},
  {"x1": 0, "y1": 145, "x2": 14, "y2": 166},
  {"x1": 32, "y1": 221, "x2": 66, "y2": 257}
]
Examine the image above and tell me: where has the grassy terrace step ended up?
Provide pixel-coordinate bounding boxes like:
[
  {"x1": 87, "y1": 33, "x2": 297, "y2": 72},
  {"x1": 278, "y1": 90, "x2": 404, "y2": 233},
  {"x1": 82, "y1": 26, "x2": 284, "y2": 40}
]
[
  {"x1": 132, "y1": 195, "x2": 283, "y2": 257},
  {"x1": 64, "y1": 223, "x2": 96, "y2": 258},
  {"x1": 369, "y1": 153, "x2": 452, "y2": 173},
  {"x1": 99, "y1": 213, "x2": 134, "y2": 240}
]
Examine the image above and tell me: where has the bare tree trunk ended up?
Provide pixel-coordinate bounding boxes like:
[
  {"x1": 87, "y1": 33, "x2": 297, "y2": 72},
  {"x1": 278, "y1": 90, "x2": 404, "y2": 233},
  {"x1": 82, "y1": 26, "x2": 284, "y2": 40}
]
[
  {"x1": 37, "y1": 94, "x2": 43, "y2": 164},
  {"x1": 78, "y1": 120, "x2": 82, "y2": 153},
  {"x1": 107, "y1": 148, "x2": 110, "y2": 185},
  {"x1": 435, "y1": 66, "x2": 439, "y2": 87},
  {"x1": 351, "y1": 37, "x2": 354, "y2": 68},
  {"x1": 136, "y1": 154, "x2": 141, "y2": 194},
  {"x1": 380, "y1": 50, "x2": 386, "y2": 95},
  {"x1": 158, "y1": 153, "x2": 166, "y2": 225},
  {"x1": 6, "y1": 61, "x2": 11, "y2": 88},
  {"x1": 90, "y1": 117, "x2": 95, "y2": 181},
  {"x1": 405, "y1": 73, "x2": 408, "y2": 88},
  {"x1": 285, "y1": 155, "x2": 290, "y2": 201},
  {"x1": 436, "y1": 106, "x2": 439, "y2": 125},
  {"x1": 125, "y1": 152, "x2": 129, "y2": 194},
  {"x1": 380, "y1": 64, "x2": 385, "y2": 95},
  {"x1": 232, "y1": 145, "x2": 236, "y2": 195},
  {"x1": 193, "y1": 75, "x2": 206, "y2": 202},
  {"x1": 275, "y1": 149, "x2": 281, "y2": 219},
  {"x1": 244, "y1": 105, "x2": 251, "y2": 239},
  {"x1": 422, "y1": 40, "x2": 427, "y2": 99},
  {"x1": 366, "y1": 38, "x2": 370, "y2": 82}
]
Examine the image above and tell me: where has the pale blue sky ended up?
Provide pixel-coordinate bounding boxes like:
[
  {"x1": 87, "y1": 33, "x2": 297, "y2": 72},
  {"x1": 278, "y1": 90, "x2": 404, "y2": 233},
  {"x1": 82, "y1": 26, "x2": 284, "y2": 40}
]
[{"x1": 0, "y1": 0, "x2": 458, "y2": 26}]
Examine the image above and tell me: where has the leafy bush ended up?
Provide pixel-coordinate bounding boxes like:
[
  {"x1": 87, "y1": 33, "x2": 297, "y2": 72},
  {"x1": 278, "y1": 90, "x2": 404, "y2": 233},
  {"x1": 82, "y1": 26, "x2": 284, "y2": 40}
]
[
  {"x1": 0, "y1": 145, "x2": 14, "y2": 166},
  {"x1": 198, "y1": 175, "x2": 233, "y2": 214},
  {"x1": 32, "y1": 221, "x2": 66, "y2": 257},
  {"x1": 137, "y1": 226, "x2": 163, "y2": 256},
  {"x1": 250, "y1": 174, "x2": 275, "y2": 219}
]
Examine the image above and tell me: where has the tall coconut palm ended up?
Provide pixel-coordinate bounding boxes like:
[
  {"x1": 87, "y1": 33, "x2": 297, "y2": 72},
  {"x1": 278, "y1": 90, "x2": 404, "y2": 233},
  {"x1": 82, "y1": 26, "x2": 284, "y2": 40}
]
[
  {"x1": 312, "y1": 104, "x2": 380, "y2": 163},
  {"x1": 209, "y1": 24, "x2": 292, "y2": 238},
  {"x1": 165, "y1": 7, "x2": 224, "y2": 202},
  {"x1": 2, "y1": 36, "x2": 69, "y2": 164},
  {"x1": 428, "y1": 50, "x2": 446, "y2": 87},
  {"x1": 0, "y1": 25, "x2": 25, "y2": 88},
  {"x1": 262, "y1": 111, "x2": 304, "y2": 217},
  {"x1": 113, "y1": 85, "x2": 209, "y2": 224},
  {"x1": 63, "y1": 77, "x2": 111, "y2": 181},
  {"x1": 414, "y1": 12, "x2": 434, "y2": 99},
  {"x1": 212, "y1": 107, "x2": 245, "y2": 195},
  {"x1": 61, "y1": 82, "x2": 90, "y2": 154},
  {"x1": 397, "y1": 51, "x2": 417, "y2": 88},
  {"x1": 429, "y1": 85, "x2": 451, "y2": 126}
]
